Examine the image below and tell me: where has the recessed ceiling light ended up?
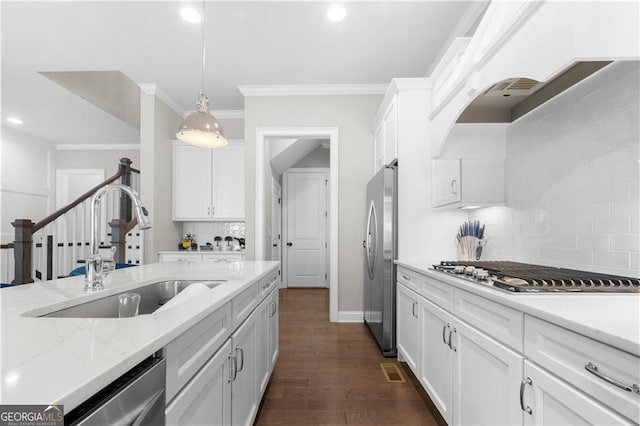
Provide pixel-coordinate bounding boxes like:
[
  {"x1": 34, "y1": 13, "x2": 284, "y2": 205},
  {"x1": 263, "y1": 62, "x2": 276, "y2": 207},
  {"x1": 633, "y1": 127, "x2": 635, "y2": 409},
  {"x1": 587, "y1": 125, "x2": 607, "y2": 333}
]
[
  {"x1": 6, "y1": 117, "x2": 23, "y2": 125},
  {"x1": 327, "y1": 5, "x2": 346, "y2": 22},
  {"x1": 181, "y1": 7, "x2": 201, "y2": 24}
]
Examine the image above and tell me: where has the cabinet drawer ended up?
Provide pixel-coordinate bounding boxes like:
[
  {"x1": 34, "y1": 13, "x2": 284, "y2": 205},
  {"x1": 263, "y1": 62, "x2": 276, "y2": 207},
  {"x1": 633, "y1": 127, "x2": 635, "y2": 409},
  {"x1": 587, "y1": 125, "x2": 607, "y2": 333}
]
[
  {"x1": 259, "y1": 269, "x2": 279, "y2": 297},
  {"x1": 165, "y1": 302, "x2": 232, "y2": 402},
  {"x1": 159, "y1": 253, "x2": 202, "y2": 262},
  {"x1": 525, "y1": 315, "x2": 640, "y2": 423},
  {"x1": 201, "y1": 253, "x2": 243, "y2": 262},
  {"x1": 232, "y1": 282, "x2": 260, "y2": 329},
  {"x1": 453, "y1": 289, "x2": 523, "y2": 352},
  {"x1": 422, "y1": 275, "x2": 454, "y2": 312},
  {"x1": 397, "y1": 266, "x2": 420, "y2": 293}
]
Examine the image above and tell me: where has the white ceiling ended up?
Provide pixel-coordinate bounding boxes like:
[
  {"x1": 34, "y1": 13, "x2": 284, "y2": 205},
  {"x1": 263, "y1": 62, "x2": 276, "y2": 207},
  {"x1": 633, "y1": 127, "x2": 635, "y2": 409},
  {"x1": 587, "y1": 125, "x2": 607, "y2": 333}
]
[{"x1": 1, "y1": 1, "x2": 476, "y2": 145}]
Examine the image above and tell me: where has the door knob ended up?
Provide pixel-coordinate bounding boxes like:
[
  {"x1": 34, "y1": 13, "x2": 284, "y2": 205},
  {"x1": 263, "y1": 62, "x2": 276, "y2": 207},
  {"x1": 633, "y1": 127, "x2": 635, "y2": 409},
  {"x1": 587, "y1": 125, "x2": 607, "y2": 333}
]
[
  {"x1": 273, "y1": 244, "x2": 278, "y2": 247},
  {"x1": 286, "y1": 242, "x2": 293, "y2": 247}
]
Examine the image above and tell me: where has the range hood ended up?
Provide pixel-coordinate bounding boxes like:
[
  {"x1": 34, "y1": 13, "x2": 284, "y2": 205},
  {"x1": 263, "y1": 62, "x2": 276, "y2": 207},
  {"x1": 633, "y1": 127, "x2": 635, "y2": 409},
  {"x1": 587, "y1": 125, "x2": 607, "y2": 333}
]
[{"x1": 457, "y1": 61, "x2": 612, "y2": 123}]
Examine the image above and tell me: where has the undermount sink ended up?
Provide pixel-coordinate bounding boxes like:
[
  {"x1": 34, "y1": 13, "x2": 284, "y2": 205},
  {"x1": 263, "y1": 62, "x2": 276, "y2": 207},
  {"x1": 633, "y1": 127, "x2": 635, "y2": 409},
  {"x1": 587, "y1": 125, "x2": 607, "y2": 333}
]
[{"x1": 40, "y1": 280, "x2": 226, "y2": 318}]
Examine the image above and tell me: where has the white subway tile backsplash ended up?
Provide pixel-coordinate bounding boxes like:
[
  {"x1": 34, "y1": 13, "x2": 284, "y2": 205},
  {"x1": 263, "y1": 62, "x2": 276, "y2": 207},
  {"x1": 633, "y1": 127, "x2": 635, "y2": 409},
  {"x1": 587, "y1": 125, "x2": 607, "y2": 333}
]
[
  {"x1": 469, "y1": 62, "x2": 639, "y2": 275},
  {"x1": 610, "y1": 234, "x2": 640, "y2": 252},
  {"x1": 593, "y1": 250, "x2": 630, "y2": 269}
]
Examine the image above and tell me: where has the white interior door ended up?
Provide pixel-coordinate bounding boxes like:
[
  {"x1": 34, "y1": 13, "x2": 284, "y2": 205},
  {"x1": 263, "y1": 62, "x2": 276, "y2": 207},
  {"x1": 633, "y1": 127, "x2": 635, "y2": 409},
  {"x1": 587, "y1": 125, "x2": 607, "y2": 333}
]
[{"x1": 284, "y1": 169, "x2": 328, "y2": 288}]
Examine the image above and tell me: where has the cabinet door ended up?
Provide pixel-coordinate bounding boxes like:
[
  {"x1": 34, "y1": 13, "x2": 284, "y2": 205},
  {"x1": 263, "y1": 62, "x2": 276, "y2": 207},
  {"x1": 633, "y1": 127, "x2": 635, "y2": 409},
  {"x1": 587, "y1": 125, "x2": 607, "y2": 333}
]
[
  {"x1": 173, "y1": 144, "x2": 213, "y2": 220},
  {"x1": 419, "y1": 297, "x2": 454, "y2": 425},
  {"x1": 373, "y1": 123, "x2": 385, "y2": 171},
  {"x1": 396, "y1": 283, "x2": 420, "y2": 374},
  {"x1": 256, "y1": 296, "x2": 271, "y2": 396},
  {"x1": 269, "y1": 289, "x2": 279, "y2": 368},
  {"x1": 431, "y1": 159, "x2": 461, "y2": 207},
  {"x1": 212, "y1": 144, "x2": 245, "y2": 219},
  {"x1": 453, "y1": 319, "x2": 524, "y2": 426},
  {"x1": 383, "y1": 95, "x2": 398, "y2": 164},
  {"x1": 231, "y1": 309, "x2": 257, "y2": 426},
  {"x1": 165, "y1": 339, "x2": 232, "y2": 426},
  {"x1": 523, "y1": 361, "x2": 631, "y2": 426}
]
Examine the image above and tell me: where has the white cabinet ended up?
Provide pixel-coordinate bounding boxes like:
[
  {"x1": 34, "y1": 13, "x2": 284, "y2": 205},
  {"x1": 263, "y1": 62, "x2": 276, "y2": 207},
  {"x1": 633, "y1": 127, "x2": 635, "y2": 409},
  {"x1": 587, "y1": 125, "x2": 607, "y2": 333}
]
[
  {"x1": 158, "y1": 251, "x2": 246, "y2": 262},
  {"x1": 372, "y1": 80, "x2": 430, "y2": 171},
  {"x1": 453, "y1": 318, "x2": 523, "y2": 426},
  {"x1": 524, "y1": 315, "x2": 640, "y2": 424},
  {"x1": 231, "y1": 308, "x2": 258, "y2": 426},
  {"x1": 419, "y1": 297, "x2": 454, "y2": 425},
  {"x1": 173, "y1": 142, "x2": 245, "y2": 221},
  {"x1": 164, "y1": 267, "x2": 280, "y2": 426},
  {"x1": 523, "y1": 361, "x2": 630, "y2": 426},
  {"x1": 418, "y1": 294, "x2": 523, "y2": 426},
  {"x1": 431, "y1": 158, "x2": 504, "y2": 208},
  {"x1": 165, "y1": 339, "x2": 232, "y2": 426},
  {"x1": 257, "y1": 287, "x2": 279, "y2": 396},
  {"x1": 396, "y1": 282, "x2": 420, "y2": 374},
  {"x1": 373, "y1": 95, "x2": 398, "y2": 170}
]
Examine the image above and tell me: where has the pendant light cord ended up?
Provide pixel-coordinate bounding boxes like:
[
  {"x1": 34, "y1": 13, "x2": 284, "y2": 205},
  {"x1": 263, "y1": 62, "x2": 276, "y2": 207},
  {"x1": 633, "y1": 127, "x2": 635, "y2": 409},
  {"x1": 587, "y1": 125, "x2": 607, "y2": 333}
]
[{"x1": 201, "y1": 0, "x2": 206, "y2": 94}]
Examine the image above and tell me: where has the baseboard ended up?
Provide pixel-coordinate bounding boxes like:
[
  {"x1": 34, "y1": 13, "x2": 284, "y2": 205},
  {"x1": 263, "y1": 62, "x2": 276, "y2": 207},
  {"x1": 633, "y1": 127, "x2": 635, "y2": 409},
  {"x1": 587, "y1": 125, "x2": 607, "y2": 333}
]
[{"x1": 337, "y1": 311, "x2": 364, "y2": 322}]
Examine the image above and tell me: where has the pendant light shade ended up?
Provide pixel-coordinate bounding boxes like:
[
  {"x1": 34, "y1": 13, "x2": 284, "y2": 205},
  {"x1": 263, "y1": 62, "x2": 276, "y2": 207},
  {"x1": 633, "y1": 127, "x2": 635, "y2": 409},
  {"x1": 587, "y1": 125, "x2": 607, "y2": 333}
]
[
  {"x1": 176, "y1": 2, "x2": 228, "y2": 148},
  {"x1": 177, "y1": 93, "x2": 228, "y2": 148}
]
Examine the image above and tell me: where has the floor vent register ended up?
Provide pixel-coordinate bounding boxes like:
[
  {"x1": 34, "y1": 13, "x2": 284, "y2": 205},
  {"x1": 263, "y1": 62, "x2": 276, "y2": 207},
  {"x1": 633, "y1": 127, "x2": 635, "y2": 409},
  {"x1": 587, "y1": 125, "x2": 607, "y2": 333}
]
[{"x1": 380, "y1": 363, "x2": 406, "y2": 383}]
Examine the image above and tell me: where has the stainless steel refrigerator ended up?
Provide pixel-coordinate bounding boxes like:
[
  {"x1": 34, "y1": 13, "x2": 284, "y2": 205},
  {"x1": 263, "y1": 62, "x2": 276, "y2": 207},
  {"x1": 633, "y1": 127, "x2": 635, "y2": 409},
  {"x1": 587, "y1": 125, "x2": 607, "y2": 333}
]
[{"x1": 363, "y1": 163, "x2": 397, "y2": 357}]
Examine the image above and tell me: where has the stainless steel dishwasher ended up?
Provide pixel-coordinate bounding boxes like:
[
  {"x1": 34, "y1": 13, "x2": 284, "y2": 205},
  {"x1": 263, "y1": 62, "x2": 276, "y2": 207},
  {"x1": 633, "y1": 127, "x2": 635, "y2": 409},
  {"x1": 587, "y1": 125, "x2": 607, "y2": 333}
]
[{"x1": 64, "y1": 353, "x2": 165, "y2": 426}]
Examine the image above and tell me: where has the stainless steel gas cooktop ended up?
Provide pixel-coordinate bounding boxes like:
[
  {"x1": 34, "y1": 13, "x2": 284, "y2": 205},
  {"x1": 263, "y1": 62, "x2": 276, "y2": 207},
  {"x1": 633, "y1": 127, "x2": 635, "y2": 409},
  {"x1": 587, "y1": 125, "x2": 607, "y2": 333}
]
[{"x1": 432, "y1": 261, "x2": 640, "y2": 293}]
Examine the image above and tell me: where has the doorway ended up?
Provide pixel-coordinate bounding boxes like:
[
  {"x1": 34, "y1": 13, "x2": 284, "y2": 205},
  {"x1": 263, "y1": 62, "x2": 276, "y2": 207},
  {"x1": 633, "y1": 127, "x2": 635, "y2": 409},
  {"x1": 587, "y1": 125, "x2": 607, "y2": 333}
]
[
  {"x1": 283, "y1": 169, "x2": 329, "y2": 288},
  {"x1": 255, "y1": 127, "x2": 339, "y2": 321}
]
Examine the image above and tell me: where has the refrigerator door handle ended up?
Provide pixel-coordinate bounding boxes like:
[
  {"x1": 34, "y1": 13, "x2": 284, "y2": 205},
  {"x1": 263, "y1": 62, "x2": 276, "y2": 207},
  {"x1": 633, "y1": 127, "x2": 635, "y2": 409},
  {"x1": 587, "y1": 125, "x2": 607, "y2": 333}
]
[{"x1": 365, "y1": 201, "x2": 377, "y2": 280}]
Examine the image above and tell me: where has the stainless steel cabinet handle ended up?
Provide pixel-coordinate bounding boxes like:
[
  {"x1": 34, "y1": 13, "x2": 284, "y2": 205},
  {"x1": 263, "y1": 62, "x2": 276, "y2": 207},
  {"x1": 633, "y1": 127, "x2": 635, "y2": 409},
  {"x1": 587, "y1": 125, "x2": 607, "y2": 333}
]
[
  {"x1": 451, "y1": 179, "x2": 458, "y2": 195},
  {"x1": 402, "y1": 274, "x2": 410, "y2": 281},
  {"x1": 519, "y1": 377, "x2": 533, "y2": 414},
  {"x1": 442, "y1": 324, "x2": 449, "y2": 345},
  {"x1": 228, "y1": 354, "x2": 237, "y2": 382},
  {"x1": 448, "y1": 328, "x2": 457, "y2": 352},
  {"x1": 212, "y1": 206, "x2": 216, "y2": 215},
  {"x1": 236, "y1": 346, "x2": 245, "y2": 373},
  {"x1": 273, "y1": 300, "x2": 277, "y2": 315},
  {"x1": 585, "y1": 362, "x2": 640, "y2": 393}
]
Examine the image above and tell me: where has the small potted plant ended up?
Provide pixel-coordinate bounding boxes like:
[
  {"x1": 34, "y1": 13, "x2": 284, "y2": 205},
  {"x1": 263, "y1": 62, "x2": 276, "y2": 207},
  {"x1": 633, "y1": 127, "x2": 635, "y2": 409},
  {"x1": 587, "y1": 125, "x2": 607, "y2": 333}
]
[
  {"x1": 224, "y1": 236, "x2": 233, "y2": 250},
  {"x1": 213, "y1": 236, "x2": 222, "y2": 250}
]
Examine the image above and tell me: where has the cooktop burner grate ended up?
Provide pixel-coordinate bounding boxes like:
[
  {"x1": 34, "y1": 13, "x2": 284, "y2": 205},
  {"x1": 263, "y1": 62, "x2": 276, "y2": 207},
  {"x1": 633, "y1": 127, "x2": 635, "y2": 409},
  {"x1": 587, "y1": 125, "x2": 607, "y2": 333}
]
[{"x1": 435, "y1": 261, "x2": 640, "y2": 293}]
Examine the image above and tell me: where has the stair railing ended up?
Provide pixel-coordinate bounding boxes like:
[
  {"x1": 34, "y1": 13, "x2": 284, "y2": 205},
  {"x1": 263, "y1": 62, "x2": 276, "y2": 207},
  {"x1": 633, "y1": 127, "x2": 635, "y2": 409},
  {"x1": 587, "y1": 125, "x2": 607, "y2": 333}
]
[{"x1": 10, "y1": 158, "x2": 140, "y2": 284}]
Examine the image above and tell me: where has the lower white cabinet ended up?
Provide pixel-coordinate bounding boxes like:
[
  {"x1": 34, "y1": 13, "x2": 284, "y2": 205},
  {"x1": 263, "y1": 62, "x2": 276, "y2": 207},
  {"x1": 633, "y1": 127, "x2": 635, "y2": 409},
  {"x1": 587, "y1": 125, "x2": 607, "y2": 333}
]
[
  {"x1": 419, "y1": 297, "x2": 454, "y2": 424},
  {"x1": 397, "y1": 283, "x2": 420, "y2": 374},
  {"x1": 166, "y1": 339, "x2": 232, "y2": 425},
  {"x1": 418, "y1": 295, "x2": 523, "y2": 426},
  {"x1": 257, "y1": 288, "x2": 280, "y2": 396},
  {"x1": 231, "y1": 308, "x2": 258, "y2": 426},
  {"x1": 164, "y1": 269, "x2": 279, "y2": 426},
  {"x1": 523, "y1": 361, "x2": 630, "y2": 425},
  {"x1": 453, "y1": 318, "x2": 523, "y2": 426}
]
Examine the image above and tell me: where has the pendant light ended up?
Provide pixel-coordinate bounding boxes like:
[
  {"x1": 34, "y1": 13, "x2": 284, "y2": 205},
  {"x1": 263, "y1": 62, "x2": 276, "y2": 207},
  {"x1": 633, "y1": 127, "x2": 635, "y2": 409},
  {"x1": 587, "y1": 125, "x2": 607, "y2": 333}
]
[{"x1": 176, "y1": 1, "x2": 228, "y2": 148}]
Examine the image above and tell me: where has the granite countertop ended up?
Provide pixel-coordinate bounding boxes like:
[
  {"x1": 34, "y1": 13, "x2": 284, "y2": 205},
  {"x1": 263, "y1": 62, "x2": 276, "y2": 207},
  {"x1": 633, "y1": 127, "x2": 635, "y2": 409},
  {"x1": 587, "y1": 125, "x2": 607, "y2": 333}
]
[
  {"x1": 396, "y1": 260, "x2": 640, "y2": 357},
  {"x1": 0, "y1": 260, "x2": 279, "y2": 410}
]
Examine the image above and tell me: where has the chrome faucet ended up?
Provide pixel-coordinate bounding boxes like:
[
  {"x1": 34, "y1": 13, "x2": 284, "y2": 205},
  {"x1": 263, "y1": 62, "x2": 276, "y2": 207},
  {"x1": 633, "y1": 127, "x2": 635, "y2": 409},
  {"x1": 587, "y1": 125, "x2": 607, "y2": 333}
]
[{"x1": 85, "y1": 184, "x2": 151, "y2": 291}]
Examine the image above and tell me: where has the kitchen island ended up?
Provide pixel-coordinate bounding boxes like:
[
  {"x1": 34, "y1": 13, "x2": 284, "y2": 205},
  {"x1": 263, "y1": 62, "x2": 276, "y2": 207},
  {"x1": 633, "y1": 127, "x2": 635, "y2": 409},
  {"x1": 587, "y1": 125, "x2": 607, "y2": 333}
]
[{"x1": 0, "y1": 260, "x2": 279, "y2": 415}]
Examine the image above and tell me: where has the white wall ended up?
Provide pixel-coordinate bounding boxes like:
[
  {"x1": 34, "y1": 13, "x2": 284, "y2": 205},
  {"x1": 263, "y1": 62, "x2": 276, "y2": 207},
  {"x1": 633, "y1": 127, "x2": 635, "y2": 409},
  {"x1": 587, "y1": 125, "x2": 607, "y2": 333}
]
[
  {"x1": 470, "y1": 61, "x2": 639, "y2": 276},
  {"x1": 0, "y1": 128, "x2": 55, "y2": 245},
  {"x1": 244, "y1": 94, "x2": 382, "y2": 311},
  {"x1": 140, "y1": 93, "x2": 182, "y2": 263},
  {"x1": 55, "y1": 149, "x2": 140, "y2": 172}
]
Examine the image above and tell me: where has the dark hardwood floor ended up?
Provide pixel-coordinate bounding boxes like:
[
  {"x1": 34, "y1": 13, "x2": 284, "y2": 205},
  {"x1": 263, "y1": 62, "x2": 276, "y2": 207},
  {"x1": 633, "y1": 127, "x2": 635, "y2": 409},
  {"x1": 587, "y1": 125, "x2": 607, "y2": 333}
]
[{"x1": 254, "y1": 288, "x2": 442, "y2": 425}]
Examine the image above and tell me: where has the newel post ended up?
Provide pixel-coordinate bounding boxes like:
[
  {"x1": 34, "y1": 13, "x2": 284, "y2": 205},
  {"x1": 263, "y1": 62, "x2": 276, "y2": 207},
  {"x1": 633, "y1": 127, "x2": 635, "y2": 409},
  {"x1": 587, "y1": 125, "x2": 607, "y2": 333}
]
[
  {"x1": 12, "y1": 219, "x2": 34, "y2": 284},
  {"x1": 119, "y1": 158, "x2": 133, "y2": 222},
  {"x1": 109, "y1": 219, "x2": 128, "y2": 264}
]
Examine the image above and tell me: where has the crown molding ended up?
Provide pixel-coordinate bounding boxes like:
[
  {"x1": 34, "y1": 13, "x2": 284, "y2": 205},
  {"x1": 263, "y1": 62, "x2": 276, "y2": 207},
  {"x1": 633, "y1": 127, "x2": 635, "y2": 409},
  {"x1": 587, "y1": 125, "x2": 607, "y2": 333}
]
[
  {"x1": 137, "y1": 83, "x2": 185, "y2": 117},
  {"x1": 56, "y1": 144, "x2": 140, "y2": 151},
  {"x1": 238, "y1": 84, "x2": 388, "y2": 97}
]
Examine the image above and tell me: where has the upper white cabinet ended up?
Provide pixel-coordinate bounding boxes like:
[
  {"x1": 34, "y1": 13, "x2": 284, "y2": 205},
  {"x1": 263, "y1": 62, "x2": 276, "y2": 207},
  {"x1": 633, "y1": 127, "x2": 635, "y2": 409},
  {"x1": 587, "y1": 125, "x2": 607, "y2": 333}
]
[
  {"x1": 173, "y1": 141, "x2": 245, "y2": 221},
  {"x1": 372, "y1": 79, "x2": 430, "y2": 171},
  {"x1": 431, "y1": 158, "x2": 504, "y2": 209}
]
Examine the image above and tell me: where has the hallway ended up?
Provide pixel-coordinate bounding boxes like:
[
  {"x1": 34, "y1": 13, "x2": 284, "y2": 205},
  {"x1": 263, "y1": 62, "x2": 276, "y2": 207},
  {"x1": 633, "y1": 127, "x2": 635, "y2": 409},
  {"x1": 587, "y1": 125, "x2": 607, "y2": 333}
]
[{"x1": 254, "y1": 288, "x2": 441, "y2": 425}]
